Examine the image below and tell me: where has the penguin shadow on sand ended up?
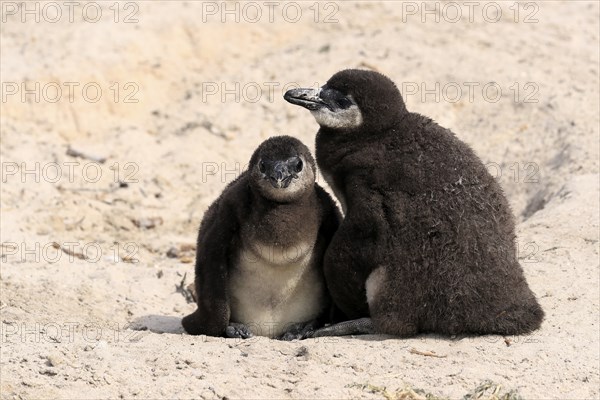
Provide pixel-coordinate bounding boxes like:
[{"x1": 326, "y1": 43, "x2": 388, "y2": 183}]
[{"x1": 128, "y1": 315, "x2": 185, "y2": 335}]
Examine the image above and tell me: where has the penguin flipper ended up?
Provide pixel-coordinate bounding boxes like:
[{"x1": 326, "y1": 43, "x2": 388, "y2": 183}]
[
  {"x1": 182, "y1": 192, "x2": 241, "y2": 337},
  {"x1": 308, "y1": 317, "x2": 375, "y2": 338}
]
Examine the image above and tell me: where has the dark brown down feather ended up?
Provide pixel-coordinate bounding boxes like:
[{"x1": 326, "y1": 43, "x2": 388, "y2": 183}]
[
  {"x1": 316, "y1": 69, "x2": 544, "y2": 336},
  {"x1": 182, "y1": 136, "x2": 341, "y2": 337}
]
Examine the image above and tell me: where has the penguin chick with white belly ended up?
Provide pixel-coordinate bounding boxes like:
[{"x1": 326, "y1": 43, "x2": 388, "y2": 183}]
[
  {"x1": 181, "y1": 135, "x2": 341, "y2": 339},
  {"x1": 284, "y1": 69, "x2": 544, "y2": 337}
]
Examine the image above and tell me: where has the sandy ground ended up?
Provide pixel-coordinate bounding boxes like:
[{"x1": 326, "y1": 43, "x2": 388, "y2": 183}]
[{"x1": 1, "y1": 1, "x2": 599, "y2": 398}]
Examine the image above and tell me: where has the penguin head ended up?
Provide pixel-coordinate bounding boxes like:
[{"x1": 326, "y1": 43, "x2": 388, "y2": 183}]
[
  {"x1": 284, "y1": 69, "x2": 407, "y2": 133},
  {"x1": 249, "y1": 135, "x2": 316, "y2": 202}
]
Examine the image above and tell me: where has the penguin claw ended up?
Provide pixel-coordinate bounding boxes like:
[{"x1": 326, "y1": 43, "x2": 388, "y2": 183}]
[
  {"x1": 278, "y1": 332, "x2": 299, "y2": 341},
  {"x1": 277, "y1": 320, "x2": 318, "y2": 341},
  {"x1": 278, "y1": 330, "x2": 310, "y2": 341},
  {"x1": 225, "y1": 323, "x2": 254, "y2": 339}
]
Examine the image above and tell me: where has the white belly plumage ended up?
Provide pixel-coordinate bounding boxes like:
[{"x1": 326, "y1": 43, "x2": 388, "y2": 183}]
[
  {"x1": 365, "y1": 266, "x2": 385, "y2": 307},
  {"x1": 228, "y1": 240, "x2": 326, "y2": 338},
  {"x1": 321, "y1": 171, "x2": 346, "y2": 214}
]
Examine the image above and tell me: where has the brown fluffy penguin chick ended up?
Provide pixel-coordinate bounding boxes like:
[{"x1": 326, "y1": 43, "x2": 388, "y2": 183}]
[
  {"x1": 284, "y1": 69, "x2": 544, "y2": 337},
  {"x1": 181, "y1": 135, "x2": 341, "y2": 339}
]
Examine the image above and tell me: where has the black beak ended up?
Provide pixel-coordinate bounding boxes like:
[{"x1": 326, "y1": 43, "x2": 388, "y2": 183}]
[
  {"x1": 284, "y1": 88, "x2": 327, "y2": 111},
  {"x1": 268, "y1": 160, "x2": 293, "y2": 189},
  {"x1": 261, "y1": 156, "x2": 303, "y2": 189}
]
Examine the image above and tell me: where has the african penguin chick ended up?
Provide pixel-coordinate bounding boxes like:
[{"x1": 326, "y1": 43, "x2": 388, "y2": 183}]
[
  {"x1": 284, "y1": 69, "x2": 544, "y2": 337},
  {"x1": 181, "y1": 135, "x2": 341, "y2": 339}
]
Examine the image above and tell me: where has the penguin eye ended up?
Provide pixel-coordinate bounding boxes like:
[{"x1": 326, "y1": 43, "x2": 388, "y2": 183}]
[
  {"x1": 259, "y1": 161, "x2": 266, "y2": 174},
  {"x1": 321, "y1": 87, "x2": 353, "y2": 109},
  {"x1": 337, "y1": 97, "x2": 353, "y2": 109},
  {"x1": 295, "y1": 159, "x2": 303, "y2": 173}
]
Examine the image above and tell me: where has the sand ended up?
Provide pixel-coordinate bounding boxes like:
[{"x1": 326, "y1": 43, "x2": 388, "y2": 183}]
[{"x1": 1, "y1": 1, "x2": 599, "y2": 398}]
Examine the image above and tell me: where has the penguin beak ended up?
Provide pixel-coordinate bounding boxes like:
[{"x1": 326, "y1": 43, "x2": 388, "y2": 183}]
[
  {"x1": 284, "y1": 88, "x2": 327, "y2": 111},
  {"x1": 268, "y1": 160, "x2": 294, "y2": 189},
  {"x1": 262, "y1": 157, "x2": 302, "y2": 189}
]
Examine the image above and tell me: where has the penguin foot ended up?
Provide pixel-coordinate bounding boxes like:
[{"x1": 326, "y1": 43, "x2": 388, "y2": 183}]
[
  {"x1": 277, "y1": 320, "x2": 320, "y2": 341},
  {"x1": 309, "y1": 318, "x2": 375, "y2": 338},
  {"x1": 181, "y1": 311, "x2": 203, "y2": 335},
  {"x1": 225, "y1": 323, "x2": 254, "y2": 339}
]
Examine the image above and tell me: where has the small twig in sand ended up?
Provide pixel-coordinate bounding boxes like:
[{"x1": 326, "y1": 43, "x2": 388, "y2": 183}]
[
  {"x1": 131, "y1": 216, "x2": 163, "y2": 230},
  {"x1": 66, "y1": 146, "x2": 107, "y2": 163},
  {"x1": 186, "y1": 283, "x2": 197, "y2": 303},
  {"x1": 175, "y1": 273, "x2": 195, "y2": 303},
  {"x1": 51, "y1": 242, "x2": 87, "y2": 260},
  {"x1": 409, "y1": 348, "x2": 447, "y2": 358}
]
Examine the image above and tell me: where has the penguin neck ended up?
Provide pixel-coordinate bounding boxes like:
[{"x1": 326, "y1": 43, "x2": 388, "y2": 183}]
[
  {"x1": 247, "y1": 187, "x2": 319, "y2": 246},
  {"x1": 315, "y1": 127, "x2": 374, "y2": 171},
  {"x1": 315, "y1": 113, "x2": 411, "y2": 173},
  {"x1": 250, "y1": 186, "x2": 316, "y2": 213}
]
